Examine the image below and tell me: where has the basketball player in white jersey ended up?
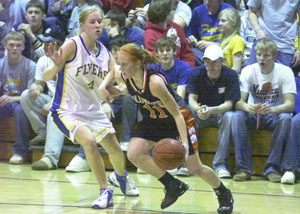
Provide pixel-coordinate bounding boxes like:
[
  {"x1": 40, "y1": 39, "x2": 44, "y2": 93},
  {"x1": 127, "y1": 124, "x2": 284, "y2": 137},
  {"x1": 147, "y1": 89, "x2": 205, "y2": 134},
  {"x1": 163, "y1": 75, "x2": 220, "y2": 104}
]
[{"x1": 42, "y1": 6, "x2": 139, "y2": 209}]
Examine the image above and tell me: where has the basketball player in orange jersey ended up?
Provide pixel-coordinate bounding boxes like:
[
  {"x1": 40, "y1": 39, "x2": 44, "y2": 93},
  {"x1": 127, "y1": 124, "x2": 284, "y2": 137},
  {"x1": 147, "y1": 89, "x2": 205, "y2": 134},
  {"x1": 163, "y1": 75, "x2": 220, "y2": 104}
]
[
  {"x1": 99, "y1": 43, "x2": 234, "y2": 213},
  {"x1": 43, "y1": 6, "x2": 139, "y2": 209}
]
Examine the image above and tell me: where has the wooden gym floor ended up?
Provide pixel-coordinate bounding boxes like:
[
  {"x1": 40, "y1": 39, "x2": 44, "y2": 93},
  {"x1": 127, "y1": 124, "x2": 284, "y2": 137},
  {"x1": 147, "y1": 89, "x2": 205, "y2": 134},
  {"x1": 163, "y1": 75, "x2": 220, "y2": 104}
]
[{"x1": 0, "y1": 162, "x2": 299, "y2": 214}]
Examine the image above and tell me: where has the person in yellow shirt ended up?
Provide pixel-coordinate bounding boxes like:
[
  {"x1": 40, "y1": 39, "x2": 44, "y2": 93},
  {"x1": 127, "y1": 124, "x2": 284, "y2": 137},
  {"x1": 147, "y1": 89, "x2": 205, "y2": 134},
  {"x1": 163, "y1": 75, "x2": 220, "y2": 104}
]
[{"x1": 219, "y1": 8, "x2": 244, "y2": 74}]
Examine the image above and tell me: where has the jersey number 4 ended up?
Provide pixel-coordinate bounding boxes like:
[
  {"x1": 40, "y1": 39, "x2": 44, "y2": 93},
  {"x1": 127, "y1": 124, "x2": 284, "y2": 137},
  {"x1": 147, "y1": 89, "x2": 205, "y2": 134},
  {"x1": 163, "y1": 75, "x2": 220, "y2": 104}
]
[
  {"x1": 143, "y1": 104, "x2": 167, "y2": 119},
  {"x1": 88, "y1": 80, "x2": 95, "y2": 89}
]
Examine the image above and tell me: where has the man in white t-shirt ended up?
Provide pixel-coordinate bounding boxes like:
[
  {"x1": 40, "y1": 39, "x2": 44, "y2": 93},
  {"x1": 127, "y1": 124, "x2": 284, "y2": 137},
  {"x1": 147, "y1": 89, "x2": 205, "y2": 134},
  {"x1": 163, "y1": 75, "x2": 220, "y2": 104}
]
[{"x1": 231, "y1": 39, "x2": 298, "y2": 184}]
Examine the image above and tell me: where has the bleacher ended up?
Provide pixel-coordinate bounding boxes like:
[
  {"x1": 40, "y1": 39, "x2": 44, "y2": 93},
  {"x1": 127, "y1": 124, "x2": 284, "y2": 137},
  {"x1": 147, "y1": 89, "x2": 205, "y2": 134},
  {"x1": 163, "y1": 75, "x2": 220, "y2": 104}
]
[{"x1": 0, "y1": 116, "x2": 272, "y2": 175}]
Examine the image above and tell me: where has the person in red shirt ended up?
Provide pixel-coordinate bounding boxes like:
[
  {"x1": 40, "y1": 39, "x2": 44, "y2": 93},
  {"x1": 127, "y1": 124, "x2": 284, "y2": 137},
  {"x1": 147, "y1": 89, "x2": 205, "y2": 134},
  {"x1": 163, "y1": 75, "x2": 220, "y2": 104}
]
[{"x1": 143, "y1": 0, "x2": 195, "y2": 67}]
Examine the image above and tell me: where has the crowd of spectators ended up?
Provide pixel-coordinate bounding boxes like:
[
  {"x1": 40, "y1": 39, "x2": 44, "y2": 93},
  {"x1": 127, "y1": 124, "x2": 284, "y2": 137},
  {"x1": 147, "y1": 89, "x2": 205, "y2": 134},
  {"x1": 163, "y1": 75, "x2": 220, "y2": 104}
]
[{"x1": 0, "y1": 0, "x2": 299, "y2": 185}]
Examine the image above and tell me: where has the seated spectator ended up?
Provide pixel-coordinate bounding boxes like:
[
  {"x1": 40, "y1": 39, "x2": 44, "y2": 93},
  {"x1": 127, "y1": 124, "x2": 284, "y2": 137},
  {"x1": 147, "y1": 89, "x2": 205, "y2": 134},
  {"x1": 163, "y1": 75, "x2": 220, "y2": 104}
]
[
  {"x1": 131, "y1": 0, "x2": 191, "y2": 30},
  {"x1": 232, "y1": 39, "x2": 298, "y2": 184},
  {"x1": 144, "y1": 0, "x2": 195, "y2": 67},
  {"x1": 218, "y1": 8, "x2": 244, "y2": 74},
  {"x1": 13, "y1": 0, "x2": 57, "y2": 62},
  {"x1": 68, "y1": 0, "x2": 99, "y2": 37},
  {"x1": 0, "y1": 32, "x2": 36, "y2": 164},
  {"x1": 47, "y1": 0, "x2": 77, "y2": 32},
  {"x1": 187, "y1": 44, "x2": 240, "y2": 178},
  {"x1": 0, "y1": 0, "x2": 29, "y2": 57},
  {"x1": 98, "y1": 8, "x2": 144, "y2": 48},
  {"x1": 186, "y1": 0, "x2": 233, "y2": 66},
  {"x1": 246, "y1": 0, "x2": 300, "y2": 67}
]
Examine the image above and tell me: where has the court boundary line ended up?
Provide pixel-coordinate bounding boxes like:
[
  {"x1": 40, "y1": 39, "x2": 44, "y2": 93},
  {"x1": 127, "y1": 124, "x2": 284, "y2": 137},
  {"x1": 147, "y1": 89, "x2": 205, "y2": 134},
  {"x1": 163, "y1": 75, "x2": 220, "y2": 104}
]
[
  {"x1": 0, "y1": 176, "x2": 299, "y2": 199},
  {"x1": 0, "y1": 202, "x2": 200, "y2": 214}
]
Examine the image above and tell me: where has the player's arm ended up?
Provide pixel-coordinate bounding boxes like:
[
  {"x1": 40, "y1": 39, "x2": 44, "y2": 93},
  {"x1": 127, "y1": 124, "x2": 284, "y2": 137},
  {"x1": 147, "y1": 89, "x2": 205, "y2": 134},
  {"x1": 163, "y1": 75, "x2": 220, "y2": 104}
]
[
  {"x1": 149, "y1": 75, "x2": 188, "y2": 145},
  {"x1": 43, "y1": 40, "x2": 75, "y2": 81},
  {"x1": 98, "y1": 54, "x2": 128, "y2": 102}
]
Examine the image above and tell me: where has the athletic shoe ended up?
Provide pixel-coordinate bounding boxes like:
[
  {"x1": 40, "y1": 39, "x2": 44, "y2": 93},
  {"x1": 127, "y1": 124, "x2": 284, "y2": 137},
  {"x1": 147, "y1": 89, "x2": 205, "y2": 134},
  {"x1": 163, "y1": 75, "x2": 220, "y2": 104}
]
[
  {"x1": 167, "y1": 168, "x2": 178, "y2": 176},
  {"x1": 215, "y1": 189, "x2": 234, "y2": 214},
  {"x1": 32, "y1": 157, "x2": 55, "y2": 170},
  {"x1": 176, "y1": 167, "x2": 192, "y2": 177},
  {"x1": 161, "y1": 179, "x2": 189, "y2": 209},
  {"x1": 281, "y1": 171, "x2": 295, "y2": 184},
  {"x1": 217, "y1": 169, "x2": 231, "y2": 179},
  {"x1": 9, "y1": 154, "x2": 24, "y2": 164},
  {"x1": 266, "y1": 172, "x2": 281, "y2": 183},
  {"x1": 108, "y1": 170, "x2": 139, "y2": 196},
  {"x1": 92, "y1": 188, "x2": 114, "y2": 209},
  {"x1": 65, "y1": 155, "x2": 91, "y2": 172},
  {"x1": 120, "y1": 142, "x2": 129, "y2": 151},
  {"x1": 280, "y1": 184, "x2": 295, "y2": 194},
  {"x1": 233, "y1": 171, "x2": 251, "y2": 181},
  {"x1": 136, "y1": 168, "x2": 146, "y2": 174}
]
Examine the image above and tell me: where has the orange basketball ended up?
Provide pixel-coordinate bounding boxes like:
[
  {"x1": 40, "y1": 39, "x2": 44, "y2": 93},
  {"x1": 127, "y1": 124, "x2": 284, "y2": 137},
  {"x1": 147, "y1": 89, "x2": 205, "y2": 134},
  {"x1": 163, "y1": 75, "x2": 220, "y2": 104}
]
[{"x1": 152, "y1": 138, "x2": 186, "y2": 170}]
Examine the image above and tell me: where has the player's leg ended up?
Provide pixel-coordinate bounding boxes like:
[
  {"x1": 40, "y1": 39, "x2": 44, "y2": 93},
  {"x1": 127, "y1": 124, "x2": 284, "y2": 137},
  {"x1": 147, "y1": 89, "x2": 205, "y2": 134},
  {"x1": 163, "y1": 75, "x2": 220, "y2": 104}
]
[
  {"x1": 187, "y1": 152, "x2": 233, "y2": 214},
  {"x1": 183, "y1": 109, "x2": 233, "y2": 214},
  {"x1": 100, "y1": 133, "x2": 125, "y2": 175},
  {"x1": 127, "y1": 137, "x2": 165, "y2": 177},
  {"x1": 100, "y1": 133, "x2": 139, "y2": 196},
  {"x1": 127, "y1": 137, "x2": 189, "y2": 209},
  {"x1": 74, "y1": 126, "x2": 113, "y2": 209}
]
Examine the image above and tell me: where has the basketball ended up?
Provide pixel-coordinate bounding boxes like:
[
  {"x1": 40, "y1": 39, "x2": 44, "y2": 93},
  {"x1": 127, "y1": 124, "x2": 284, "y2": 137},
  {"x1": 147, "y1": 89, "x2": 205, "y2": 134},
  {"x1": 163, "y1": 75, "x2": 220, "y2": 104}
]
[{"x1": 152, "y1": 138, "x2": 186, "y2": 170}]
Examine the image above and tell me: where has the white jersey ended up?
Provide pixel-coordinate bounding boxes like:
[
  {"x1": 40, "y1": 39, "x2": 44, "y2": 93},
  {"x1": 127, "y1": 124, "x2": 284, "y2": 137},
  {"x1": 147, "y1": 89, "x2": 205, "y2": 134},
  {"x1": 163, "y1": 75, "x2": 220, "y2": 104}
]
[
  {"x1": 50, "y1": 35, "x2": 115, "y2": 142},
  {"x1": 52, "y1": 35, "x2": 110, "y2": 114}
]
